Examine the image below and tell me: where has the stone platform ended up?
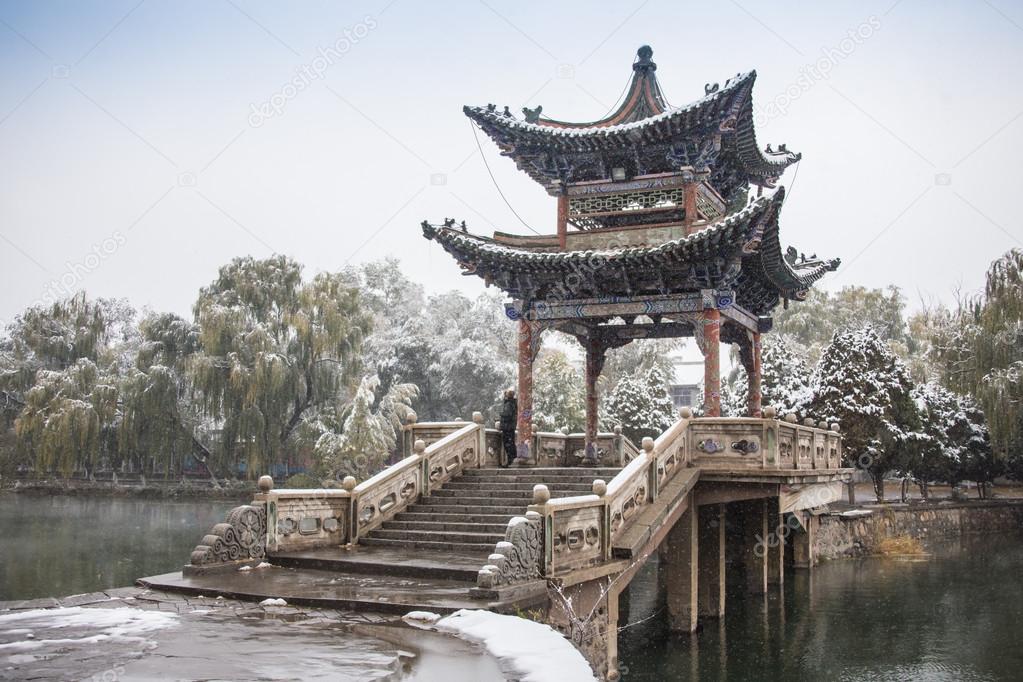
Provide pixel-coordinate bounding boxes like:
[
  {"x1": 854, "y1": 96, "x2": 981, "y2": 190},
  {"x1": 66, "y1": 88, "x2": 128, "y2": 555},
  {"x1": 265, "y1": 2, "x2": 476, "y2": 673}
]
[{"x1": 140, "y1": 563, "x2": 506, "y2": 615}]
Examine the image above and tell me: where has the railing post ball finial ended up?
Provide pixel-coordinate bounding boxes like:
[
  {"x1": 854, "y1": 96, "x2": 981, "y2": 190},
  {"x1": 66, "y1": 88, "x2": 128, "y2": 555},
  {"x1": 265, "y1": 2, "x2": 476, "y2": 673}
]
[
  {"x1": 592, "y1": 479, "x2": 607, "y2": 497},
  {"x1": 763, "y1": 406, "x2": 777, "y2": 419},
  {"x1": 561, "y1": 426, "x2": 570, "y2": 435},
  {"x1": 679, "y1": 407, "x2": 693, "y2": 419},
  {"x1": 406, "y1": 411, "x2": 418, "y2": 425},
  {"x1": 341, "y1": 475, "x2": 357, "y2": 491},
  {"x1": 818, "y1": 420, "x2": 829, "y2": 430},
  {"x1": 413, "y1": 439, "x2": 427, "y2": 454},
  {"x1": 784, "y1": 413, "x2": 798, "y2": 423},
  {"x1": 532, "y1": 484, "x2": 551, "y2": 505},
  {"x1": 803, "y1": 417, "x2": 816, "y2": 427},
  {"x1": 830, "y1": 422, "x2": 840, "y2": 432},
  {"x1": 642, "y1": 437, "x2": 655, "y2": 453},
  {"x1": 613, "y1": 425, "x2": 623, "y2": 435},
  {"x1": 472, "y1": 411, "x2": 484, "y2": 424},
  {"x1": 494, "y1": 420, "x2": 501, "y2": 430},
  {"x1": 257, "y1": 475, "x2": 273, "y2": 493}
]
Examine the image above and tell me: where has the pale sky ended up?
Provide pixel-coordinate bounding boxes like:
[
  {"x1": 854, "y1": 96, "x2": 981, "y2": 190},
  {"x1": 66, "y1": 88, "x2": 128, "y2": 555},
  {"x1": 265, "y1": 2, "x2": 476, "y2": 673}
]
[{"x1": 2, "y1": 0, "x2": 1022, "y2": 331}]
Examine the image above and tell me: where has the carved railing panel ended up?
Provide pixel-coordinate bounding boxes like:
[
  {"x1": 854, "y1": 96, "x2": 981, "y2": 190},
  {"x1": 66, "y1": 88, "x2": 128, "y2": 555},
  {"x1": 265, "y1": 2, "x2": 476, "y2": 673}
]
[
  {"x1": 536, "y1": 433, "x2": 568, "y2": 467},
  {"x1": 484, "y1": 428, "x2": 503, "y2": 467},
  {"x1": 354, "y1": 456, "x2": 420, "y2": 537},
  {"x1": 548, "y1": 497, "x2": 606, "y2": 573},
  {"x1": 423, "y1": 423, "x2": 479, "y2": 493},
  {"x1": 266, "y1": 490, "x2": 351, "y2": 552}
]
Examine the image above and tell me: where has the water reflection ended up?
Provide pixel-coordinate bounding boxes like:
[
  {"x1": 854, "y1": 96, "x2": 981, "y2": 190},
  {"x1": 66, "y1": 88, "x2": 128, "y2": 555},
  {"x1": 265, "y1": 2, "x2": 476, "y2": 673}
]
[
  {"x1": 619, "y1": 534, "x2": 1023, "y2": 681},
  {"x1": 0, "y1": 495, "x2": 234, "y2": 600}
]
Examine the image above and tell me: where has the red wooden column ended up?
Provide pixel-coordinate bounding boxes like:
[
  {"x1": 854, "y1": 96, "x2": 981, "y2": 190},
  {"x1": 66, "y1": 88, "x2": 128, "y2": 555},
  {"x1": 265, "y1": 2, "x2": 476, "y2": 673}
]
[
  {"x1": 682, "y1": 173, "x2": 698, "y2": 235},
  {"x1": 516, "y1": 318, "x2": 535, "y2": 464},
  {"x1": 584, "y1": 339, "x2": 606, "y2": 463},
  {"x1": 557, "y1": 193, "x2": 568, "y2": 249},
  {"x1": 748, "y1": 331, "x2": 763, "y2": 417},
  {"x1": 703, "y1": 308, "x2": 722, "y2": 417}
]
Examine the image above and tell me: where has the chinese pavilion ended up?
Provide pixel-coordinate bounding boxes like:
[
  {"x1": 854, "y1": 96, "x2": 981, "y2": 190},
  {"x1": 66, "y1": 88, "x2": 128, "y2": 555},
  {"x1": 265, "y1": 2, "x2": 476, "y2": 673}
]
[{"x1": 422, "y1": 46, "x2": 839, "y2": 465}]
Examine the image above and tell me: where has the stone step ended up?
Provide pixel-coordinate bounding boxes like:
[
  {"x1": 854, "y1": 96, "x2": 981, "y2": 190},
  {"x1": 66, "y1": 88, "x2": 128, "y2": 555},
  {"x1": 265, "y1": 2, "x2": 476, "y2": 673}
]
[
  {"x1": 384, "y1": 520, "x2": 511, "y2": 534},
  {"x1": 403, "y1": 502, "x2": 528, "y2": 516},
  {"x1": 359, "y1": 536, "x2": 496, "y2": 554},
  {"x1": 461, "y1": 468, "x2": 621, "y2": 478},
  {"x1": 367, "y1": 529, "x2": 505, "y2": 545},
  {"x1": 442, "y1": 481, "x2": 595, "y2": 492},
  {"x1": 450, "y1": 476, "x2": 610, "y2": 486},
  {"x1": 394, "y1": 511, "x2": 514, "y2": 525},
  {"x1": 416, "y1": 494, "x2": 531, "y2": 506},
  {"x1": 269, "y1": 545, "x2": 487, "y2": 582}
]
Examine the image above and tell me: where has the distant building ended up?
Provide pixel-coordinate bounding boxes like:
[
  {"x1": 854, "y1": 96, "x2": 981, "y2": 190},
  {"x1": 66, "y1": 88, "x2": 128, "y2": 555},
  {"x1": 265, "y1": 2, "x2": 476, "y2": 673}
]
[{"x1": 669, "y1": 383, "x2": 700, "y2": 409}]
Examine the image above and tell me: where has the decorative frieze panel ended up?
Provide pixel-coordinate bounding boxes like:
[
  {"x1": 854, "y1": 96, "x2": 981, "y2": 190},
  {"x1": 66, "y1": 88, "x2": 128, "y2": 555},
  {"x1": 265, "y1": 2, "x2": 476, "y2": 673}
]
[
  {"x1": 550, "y1": 504, "x2": 605, "y2": 573},
  {"x1": 268, "y1": 492, "x2": 350, "y2": 552}
]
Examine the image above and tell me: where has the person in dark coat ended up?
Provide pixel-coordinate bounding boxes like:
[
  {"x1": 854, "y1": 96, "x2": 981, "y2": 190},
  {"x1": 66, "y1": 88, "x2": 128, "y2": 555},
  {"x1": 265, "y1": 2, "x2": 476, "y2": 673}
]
[{"x1": 499, "y1": 388, "x2": 517, "y2": 468}]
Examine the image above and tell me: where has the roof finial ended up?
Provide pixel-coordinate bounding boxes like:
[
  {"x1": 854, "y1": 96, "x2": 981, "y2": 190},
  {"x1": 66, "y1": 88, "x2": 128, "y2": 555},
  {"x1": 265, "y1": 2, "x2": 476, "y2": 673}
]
[{"x1": 633, "y1": 45, "x2": 656, "y2": 74}]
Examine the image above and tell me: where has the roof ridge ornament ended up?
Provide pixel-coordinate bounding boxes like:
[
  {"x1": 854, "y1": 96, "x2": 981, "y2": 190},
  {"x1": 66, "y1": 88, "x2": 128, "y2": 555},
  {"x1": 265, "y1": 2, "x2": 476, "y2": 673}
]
[{"x1": 633, "y1": 45, "x2": 656, "y2": 74}]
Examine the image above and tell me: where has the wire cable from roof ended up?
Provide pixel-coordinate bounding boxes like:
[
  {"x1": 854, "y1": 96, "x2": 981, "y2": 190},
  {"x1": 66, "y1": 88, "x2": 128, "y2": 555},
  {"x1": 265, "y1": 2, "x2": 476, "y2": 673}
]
[
  {"x1": 784, "y1": 158, "x2": 802, "y2": 201},
  {"x1": 470, "y1": 120, "x2": 541, "y2": 236}
]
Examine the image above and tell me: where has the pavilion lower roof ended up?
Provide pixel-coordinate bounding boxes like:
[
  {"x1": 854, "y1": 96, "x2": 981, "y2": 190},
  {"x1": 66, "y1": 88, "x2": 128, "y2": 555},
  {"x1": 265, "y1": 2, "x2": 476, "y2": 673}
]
[
  {"x1": 465, "y1": 71, "x2": 799, "y2": 197},
  {"x1": 421, "y1": 188, "x2": 839, "y2": 317}
]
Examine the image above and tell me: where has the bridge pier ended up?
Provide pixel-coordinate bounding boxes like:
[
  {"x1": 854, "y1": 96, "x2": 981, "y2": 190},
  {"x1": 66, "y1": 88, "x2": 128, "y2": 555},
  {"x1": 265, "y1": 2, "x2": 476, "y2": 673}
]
[
  {"x1": 663, "y1": 494, "x2": 699, "y2": 633},
  {"x1": 791, "y1": 512, "x2": 818, "y2": 569},
  {"x1": 697, "y1": 503, "x2": 726, "y2": 619},
  {"x1": 767, "y1": 501, "x2": 784, "y2": 586},
  {"x1": 741, "y1": 499, "x2": 769, "y2": 594}
]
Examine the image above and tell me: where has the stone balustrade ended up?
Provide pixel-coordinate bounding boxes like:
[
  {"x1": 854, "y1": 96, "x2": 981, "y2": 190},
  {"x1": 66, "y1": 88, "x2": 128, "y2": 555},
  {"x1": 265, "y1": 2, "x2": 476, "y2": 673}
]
[{"x1": 477, "y1": 409, "x2": 844, "y2": 587}]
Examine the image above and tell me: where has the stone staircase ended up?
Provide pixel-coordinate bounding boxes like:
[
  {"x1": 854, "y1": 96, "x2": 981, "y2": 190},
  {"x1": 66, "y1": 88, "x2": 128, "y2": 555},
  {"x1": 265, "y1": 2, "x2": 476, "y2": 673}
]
[{"x1": 358, "y1": 467, "x2": 621, "y2": 555}]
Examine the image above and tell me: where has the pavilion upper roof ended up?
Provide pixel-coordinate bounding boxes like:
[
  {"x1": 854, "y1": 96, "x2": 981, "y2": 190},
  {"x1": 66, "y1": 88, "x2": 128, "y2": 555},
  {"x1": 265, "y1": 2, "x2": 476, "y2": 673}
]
[
  {"x1": 464, "y1": 47, "x2": 800, "y2": 199},
  {"x1": 421, "y1": 188, "x2": 839, "y2": 316}
]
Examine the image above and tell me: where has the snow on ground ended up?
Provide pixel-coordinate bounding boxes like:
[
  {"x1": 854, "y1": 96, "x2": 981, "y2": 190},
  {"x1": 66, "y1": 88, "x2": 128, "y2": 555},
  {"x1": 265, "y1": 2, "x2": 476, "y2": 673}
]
[
  {"x1": 404, "y1": 609, "x2": 595, "y2": 682},
  {"x1": 0, "y1": 606, "x2": 178, "y2": 654}
]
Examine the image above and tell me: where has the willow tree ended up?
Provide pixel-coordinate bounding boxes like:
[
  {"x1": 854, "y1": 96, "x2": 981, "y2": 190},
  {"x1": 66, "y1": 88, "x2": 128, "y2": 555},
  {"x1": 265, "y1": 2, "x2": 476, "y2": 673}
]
[
  {"x1": 15, "y1": 360, "x2": 119, "y2": 477},
  {"x1": 5, "y1": 295, "x2": 135, "y2": 476},
  {"x1": 931, "y1": 250, "x2": 1023, "y2": 464},
  {"x1": 118, "y1": 312, "x2": 218, "y2": 481},
  {"x1": 190, "y1": 256, "x2": 370, "y2": 478}
]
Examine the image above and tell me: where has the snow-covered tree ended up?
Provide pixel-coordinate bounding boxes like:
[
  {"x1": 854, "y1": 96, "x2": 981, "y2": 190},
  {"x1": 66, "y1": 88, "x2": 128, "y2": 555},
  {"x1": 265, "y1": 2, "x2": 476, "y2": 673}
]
[
  {"x1": 912, "y1": 382, "x2": 998, "y2": 498},
  {"x1": 190, "y1": 256, "x2": 370, "y2": 477},
  {"x1": 313, "y1": 374, "x2": 417, "y2": 480},
  {"x1": 15, "y1": 359, "x2": 119, "y2": 477},
  {"x1": 603, "y1": 365, "x2": 675, "y2": 443},
  {"x1": 808, "y1": 327, "x2": 923, "y2": 501},
  {"x1": 720, "y1": 333, "x2": 813, "y2": 417},
  {"x1": 532, "y1": 349, "x2": 585, "y2": 433}
]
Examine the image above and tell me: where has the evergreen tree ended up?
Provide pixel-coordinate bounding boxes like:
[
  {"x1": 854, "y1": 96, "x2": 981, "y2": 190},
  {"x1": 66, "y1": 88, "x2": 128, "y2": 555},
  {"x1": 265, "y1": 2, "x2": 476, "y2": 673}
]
[
  {"x1": 603, "y1": 365, "x2": 676, "y2": 443},
  {"x1": 720, "y1": 334, "x2": 813, "y2": 417},
  {"x1": 532, "y1": 349, "x2": 585, "y2": 433},
  {"x1": 808, "y1": 327, "x2": 923, "y2": 501},
  {"x1": 912, "y1": 382, "x2": 998, "y2": 498}
]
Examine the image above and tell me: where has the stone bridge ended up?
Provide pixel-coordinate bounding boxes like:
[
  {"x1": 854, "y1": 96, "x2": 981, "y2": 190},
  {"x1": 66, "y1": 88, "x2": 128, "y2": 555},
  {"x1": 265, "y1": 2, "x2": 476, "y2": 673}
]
[{"x1": 142, "y1": 408, "x2": 851, "y2": 680}]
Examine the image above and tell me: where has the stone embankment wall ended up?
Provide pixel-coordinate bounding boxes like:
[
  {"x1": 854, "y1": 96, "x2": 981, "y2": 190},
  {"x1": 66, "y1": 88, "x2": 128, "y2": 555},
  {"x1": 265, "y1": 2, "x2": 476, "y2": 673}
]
[
  {"x1": 1, "y1": 477, "x2": 253, "y2": 500},
  {"x1": 815, "y1": 500, "x2": 1023, "y2": 560}
]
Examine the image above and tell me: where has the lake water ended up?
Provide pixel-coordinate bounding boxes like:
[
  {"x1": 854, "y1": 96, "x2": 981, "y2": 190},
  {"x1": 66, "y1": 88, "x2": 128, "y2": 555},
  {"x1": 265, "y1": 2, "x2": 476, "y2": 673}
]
[
  {"x1": 2, "y1": 494, "x2": 1021, "y2": 681},
  {"x1": 618, "y1": 533, "x2": 1023, "y2": 681},
  {"x1": 0, "y1": 494, "x2": 234, "y2": 601}
]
